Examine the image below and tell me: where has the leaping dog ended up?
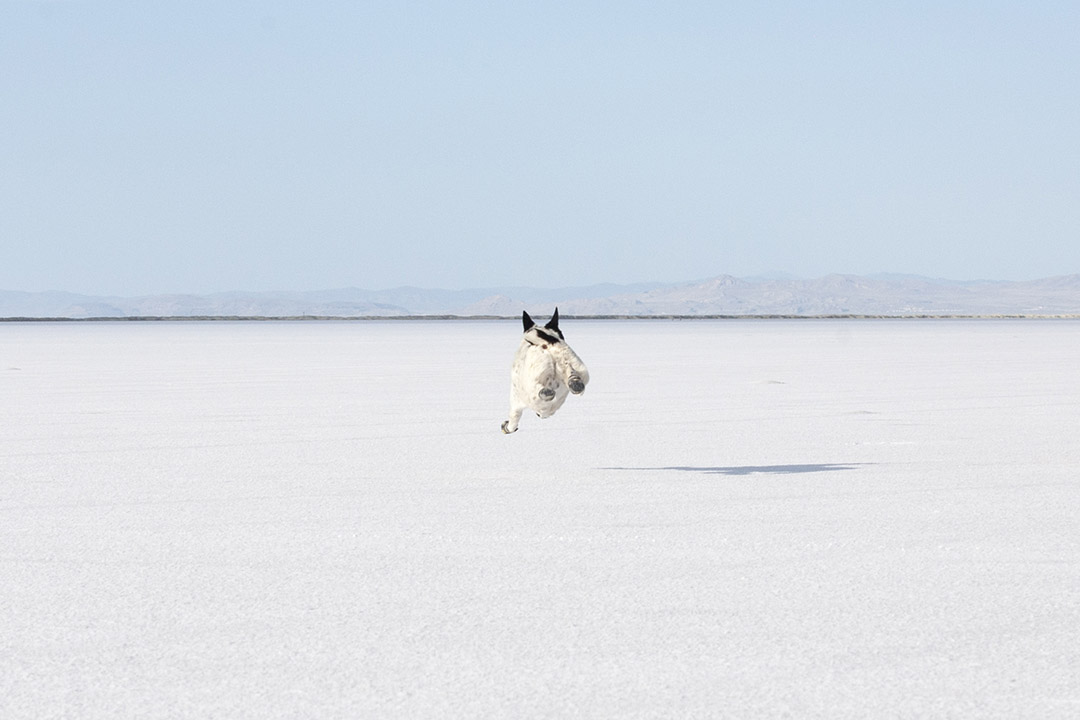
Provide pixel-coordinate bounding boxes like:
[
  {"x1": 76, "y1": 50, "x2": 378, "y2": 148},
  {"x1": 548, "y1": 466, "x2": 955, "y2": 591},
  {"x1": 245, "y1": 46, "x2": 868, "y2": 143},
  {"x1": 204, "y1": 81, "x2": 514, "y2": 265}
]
[{"x1": 502, "y1": 308, "x2": 590, "y2": 434}]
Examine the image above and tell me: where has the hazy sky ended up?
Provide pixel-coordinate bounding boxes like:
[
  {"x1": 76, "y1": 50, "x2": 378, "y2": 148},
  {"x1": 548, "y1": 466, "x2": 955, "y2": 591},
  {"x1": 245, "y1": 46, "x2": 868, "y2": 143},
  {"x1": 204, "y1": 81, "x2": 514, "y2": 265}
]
[{"x1": 3, "y1": 1, "x2": 1079, "y2": 295}]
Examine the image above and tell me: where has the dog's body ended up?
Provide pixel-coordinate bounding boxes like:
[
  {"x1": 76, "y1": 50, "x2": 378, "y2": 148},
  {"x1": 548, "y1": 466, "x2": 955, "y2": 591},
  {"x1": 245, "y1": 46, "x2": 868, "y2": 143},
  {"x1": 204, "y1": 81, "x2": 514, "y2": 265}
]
[{"x1": 501, "y1": 309, "x2": 589, "y2": 434}]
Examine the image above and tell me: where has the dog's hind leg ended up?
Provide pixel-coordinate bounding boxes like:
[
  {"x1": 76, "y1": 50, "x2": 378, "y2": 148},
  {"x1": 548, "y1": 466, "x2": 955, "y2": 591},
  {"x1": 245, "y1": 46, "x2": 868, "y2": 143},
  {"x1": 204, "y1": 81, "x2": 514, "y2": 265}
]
[{"x1": 502, "y1": 403, "x2": 524, "y2": 434}]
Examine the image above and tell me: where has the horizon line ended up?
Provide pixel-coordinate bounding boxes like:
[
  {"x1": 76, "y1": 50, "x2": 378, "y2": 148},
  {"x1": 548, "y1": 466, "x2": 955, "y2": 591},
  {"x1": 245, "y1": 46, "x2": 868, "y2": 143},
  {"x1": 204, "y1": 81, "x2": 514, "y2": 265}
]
[{"x1": 5, "y1": 313, "x2": 1080, "y2": 323}]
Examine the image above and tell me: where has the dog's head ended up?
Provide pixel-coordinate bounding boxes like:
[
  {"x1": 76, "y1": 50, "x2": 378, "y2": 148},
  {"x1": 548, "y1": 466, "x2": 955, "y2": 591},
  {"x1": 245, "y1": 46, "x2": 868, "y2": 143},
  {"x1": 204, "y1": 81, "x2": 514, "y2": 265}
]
[{"x1": 522, "y1": 308, "x2": 565, "y2": 348}]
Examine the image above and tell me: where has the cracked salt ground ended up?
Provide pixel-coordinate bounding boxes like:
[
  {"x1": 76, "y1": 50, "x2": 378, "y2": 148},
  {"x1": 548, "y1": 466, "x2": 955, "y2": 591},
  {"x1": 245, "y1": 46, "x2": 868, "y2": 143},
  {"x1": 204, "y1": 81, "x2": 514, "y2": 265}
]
[{"x1": 2, "y1": 319, "x2": 1079, "y2": 718}]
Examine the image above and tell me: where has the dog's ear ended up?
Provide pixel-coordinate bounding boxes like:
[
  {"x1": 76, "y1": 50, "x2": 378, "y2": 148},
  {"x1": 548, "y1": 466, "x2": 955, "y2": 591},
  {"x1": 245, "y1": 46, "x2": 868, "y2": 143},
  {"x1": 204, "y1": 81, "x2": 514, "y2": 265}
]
[
  {"x1": 522, "y1": 311, "x2": 535, "y2": 332},
  {"x1": 544, "y1": 307, "x2": 560, "y2": 332}
]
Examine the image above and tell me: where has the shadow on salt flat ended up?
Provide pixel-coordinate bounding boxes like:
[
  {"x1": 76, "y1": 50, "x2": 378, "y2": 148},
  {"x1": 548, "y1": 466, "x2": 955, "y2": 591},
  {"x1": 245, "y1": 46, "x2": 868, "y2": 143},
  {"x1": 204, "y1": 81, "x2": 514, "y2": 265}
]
[{"x1": 603, "y1": 464, "x2": 868, "y2": 476}]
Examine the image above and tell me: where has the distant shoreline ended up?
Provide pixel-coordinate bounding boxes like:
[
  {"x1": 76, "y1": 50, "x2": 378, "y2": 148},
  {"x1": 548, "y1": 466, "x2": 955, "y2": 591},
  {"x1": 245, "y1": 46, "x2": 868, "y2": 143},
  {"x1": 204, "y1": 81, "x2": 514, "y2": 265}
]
[
  {"x1": 4, "y1": 314, "x2": 1080, "y2": 322},
  {"x1": 6, "y1": 275, "x2": 1078, "y2": 319}
]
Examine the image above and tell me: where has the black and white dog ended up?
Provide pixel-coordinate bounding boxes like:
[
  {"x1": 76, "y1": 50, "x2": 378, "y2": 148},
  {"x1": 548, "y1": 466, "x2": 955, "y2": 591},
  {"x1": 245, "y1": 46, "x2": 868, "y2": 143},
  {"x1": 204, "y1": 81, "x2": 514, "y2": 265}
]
[{"x1": 502, "y1": 308, "x2": 590, "y2": 434}]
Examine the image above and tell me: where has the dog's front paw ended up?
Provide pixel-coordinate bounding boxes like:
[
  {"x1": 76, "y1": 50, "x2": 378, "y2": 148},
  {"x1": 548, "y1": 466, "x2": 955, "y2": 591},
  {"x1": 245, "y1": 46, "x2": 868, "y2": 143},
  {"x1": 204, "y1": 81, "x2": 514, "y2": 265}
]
[
  {"x1": 569, "y1": 376, "x2": 585, "y2": 394},
  {"x1": 538, "y1": 387, "x2": 555, "y2": 401},
  {"x1": 501, "y1": 421, "x2": 517, "y2": 434}
]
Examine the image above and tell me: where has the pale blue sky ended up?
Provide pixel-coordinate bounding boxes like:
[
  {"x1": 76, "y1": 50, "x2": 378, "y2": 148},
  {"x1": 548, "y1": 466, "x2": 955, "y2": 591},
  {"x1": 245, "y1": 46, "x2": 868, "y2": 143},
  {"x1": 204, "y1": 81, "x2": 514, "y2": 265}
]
[{"x1": 3, "y1": 1, "x2": 1078, "y2": 295}]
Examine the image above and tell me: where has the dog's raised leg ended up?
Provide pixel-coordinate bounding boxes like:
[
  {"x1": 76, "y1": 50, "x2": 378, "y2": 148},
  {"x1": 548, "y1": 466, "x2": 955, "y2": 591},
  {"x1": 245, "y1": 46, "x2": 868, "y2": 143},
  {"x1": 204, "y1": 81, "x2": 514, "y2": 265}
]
[{"x1": 549, "y1": 343, "x2": 589, "y2": 395}]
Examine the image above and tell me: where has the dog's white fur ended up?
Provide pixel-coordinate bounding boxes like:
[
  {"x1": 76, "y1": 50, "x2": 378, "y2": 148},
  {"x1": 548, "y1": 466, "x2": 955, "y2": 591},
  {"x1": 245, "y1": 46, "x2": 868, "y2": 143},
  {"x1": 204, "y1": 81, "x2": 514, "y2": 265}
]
[{"x1": 501, "y1": 308, "x2": 589, "y2": 434}]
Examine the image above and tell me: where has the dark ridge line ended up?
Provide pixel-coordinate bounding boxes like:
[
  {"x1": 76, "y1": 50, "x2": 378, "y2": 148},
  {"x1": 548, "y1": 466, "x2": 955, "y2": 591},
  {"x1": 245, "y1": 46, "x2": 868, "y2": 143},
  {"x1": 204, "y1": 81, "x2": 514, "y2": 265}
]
[{"x1": 3, "y1": 314, "x2": 1080, "y2": 323}]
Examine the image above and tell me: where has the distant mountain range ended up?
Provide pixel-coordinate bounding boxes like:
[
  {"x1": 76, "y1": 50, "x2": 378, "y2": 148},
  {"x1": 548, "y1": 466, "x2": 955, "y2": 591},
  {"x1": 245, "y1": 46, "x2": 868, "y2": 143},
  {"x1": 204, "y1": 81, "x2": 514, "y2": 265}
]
[{"x1": 3, "y1": 274, "x2": 1080, "y2": 318}]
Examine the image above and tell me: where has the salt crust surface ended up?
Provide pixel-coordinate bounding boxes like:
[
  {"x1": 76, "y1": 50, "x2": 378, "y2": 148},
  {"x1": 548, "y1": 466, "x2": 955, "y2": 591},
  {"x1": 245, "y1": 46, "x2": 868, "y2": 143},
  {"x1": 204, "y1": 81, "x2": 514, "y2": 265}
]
[{"x1": 2, "y1": 320, "x2": 1079, "y2": 718}]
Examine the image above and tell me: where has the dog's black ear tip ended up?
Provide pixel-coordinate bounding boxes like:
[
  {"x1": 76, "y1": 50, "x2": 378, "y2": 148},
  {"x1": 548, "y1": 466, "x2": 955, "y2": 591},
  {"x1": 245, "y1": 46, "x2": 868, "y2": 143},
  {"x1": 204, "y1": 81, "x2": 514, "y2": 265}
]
[
  {"x1": 522, "y1": 310, "x2": 535, "y2": 332},
  {"x1": 544, "y1": 307, "x2": 561, "y2": 331}
]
